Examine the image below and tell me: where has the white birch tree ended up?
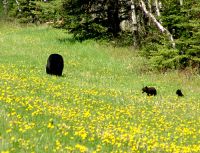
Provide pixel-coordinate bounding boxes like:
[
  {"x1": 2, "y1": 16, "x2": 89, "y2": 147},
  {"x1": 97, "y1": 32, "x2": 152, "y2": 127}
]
[
  {"x1": 2, "y1": 0, "x2": 8, "y2": 16},
  {"x1": 139, "y1": 0, "x2": 175, "y2": 48}
]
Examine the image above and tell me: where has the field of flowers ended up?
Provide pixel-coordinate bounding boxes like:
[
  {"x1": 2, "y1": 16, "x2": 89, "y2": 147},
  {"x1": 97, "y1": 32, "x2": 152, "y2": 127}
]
[{"x1": 0, "y1": 22, "x2": 200, "y2": 153}]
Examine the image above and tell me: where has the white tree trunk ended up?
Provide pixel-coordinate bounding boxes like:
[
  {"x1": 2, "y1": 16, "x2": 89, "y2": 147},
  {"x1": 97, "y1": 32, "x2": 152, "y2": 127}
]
[
  {"x1": 180, "y1": 0, "x2": 183, "y2": 6},
  {"x1": 154, "y1": 0, "x2": 160, "y2": 17},
  {"x1": 147, "y1": 0, "x2": 152, "y2": 14},
  {"x1": 15, "y1": 0, "x2": 21, "y2": 12},
  {"x1": 131, "y1": 0, "x2": 139, "y2": 47},
  {"x1": 131, "y1": 0, "x2": 137, "y2": 29},
  {"x1": 140, "y1": 0, "x2": 175, "y2": 48},
  {"x1": 3, "y1": 0, "x2": 8, "y2": 15}
]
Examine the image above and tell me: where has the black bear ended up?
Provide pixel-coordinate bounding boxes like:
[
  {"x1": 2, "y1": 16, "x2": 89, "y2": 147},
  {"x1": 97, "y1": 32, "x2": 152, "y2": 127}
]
[
  {"x1": 46, "y1": 54, "x2": 64, "y2": 76},
  {"x1": 176, "y1": 89, "x2": 184, "y2": 97},
  {"x1": 142, "y1": 86, "x2": 157, "y2": 96}
]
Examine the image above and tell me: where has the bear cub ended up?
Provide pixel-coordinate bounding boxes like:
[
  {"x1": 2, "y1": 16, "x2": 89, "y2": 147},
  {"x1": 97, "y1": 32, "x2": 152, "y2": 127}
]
[
  {"x1": 142, "y1": 86, "x2": 157, "y2": 96},
  {"x1": 46, "y1": 54, "x2": 64, "y2": 76},
  {"x1": 176, "y1": 89, "x2": 184, "y2": 97}
]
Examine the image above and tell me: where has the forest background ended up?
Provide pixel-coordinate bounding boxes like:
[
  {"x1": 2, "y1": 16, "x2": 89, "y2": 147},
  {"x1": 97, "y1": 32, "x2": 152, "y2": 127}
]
[{"x1": 0, "y1": 0, "x2": 200, "y2": 71}]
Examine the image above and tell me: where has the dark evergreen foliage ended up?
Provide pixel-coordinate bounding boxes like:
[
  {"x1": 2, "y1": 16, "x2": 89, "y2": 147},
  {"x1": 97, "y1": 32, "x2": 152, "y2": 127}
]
[
  {"x1": 60, "y1": 0, "x2": 131, "y2": 40},
  {"x1": 142, "y1": 0, "x2": 200, "y2": 70},
  {"x1": 15, "y1": 0, "x2": 37, "y2": 23},
  {"x1": 8, "y1": 0, "x2": 61, "y2": 23}
]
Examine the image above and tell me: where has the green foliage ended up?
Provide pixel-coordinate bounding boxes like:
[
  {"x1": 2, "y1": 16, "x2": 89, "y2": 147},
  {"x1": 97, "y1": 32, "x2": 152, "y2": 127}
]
[
  {"x1": 33, "y1": 0, "x2": 62, "y2": 23},
  {"x1": 142, "y1": 35, "x2": 181, "y2": 70},
  {"x1": 9, "y1": 0, "x2": 61, "y2": 23},
  {"x1": 68, "y1": 19, "x2": 108, "y2": 41},
  {"x1": 60, "y1": 0, "x2": 109, "y2": 40},
  {"x1": 60, "y1": 0, "x2": 130, "y2": 41},
  {"x1": 149, "y1": 46, "x2": 180, "y2": 70},
  {"x1": 174, "y1": 1, "x2": 200, "y2": 68},
  {"x1": 0, "y1": 3, "x2": 3, "y2": 17},
  {"x1": 111, "y1": 32, "x2": 135, "y2": 47},
  {"x1": 14, "y1": 0, "x2": 37, "y2": 23},
  {"x1": 142, "y1": 0, "x2": 200, "y2": 70},
  {"x1": 2, "y1": 0, "x2": 200, "y2": 71}
]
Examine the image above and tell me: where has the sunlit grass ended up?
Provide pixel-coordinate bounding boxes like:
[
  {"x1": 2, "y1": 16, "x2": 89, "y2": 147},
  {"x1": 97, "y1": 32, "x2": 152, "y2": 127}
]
[{"x1": 0, "y1": 21, "x2": 200, "y2": 152}]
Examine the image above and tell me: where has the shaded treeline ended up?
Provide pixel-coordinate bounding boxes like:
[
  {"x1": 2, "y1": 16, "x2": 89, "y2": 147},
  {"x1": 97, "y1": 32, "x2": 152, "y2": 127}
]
[{"x1": 0, "y1": 0, "x2": 200, "y2": 70}]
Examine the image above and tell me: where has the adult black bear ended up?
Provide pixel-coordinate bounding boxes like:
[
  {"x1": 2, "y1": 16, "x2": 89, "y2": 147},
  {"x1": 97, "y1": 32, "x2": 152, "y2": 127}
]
[
  {"x1": 176, "y1": 89, "x2": 184, "y2": 97},
  {"x1": 46, "y1": 54, "x2": 64, "y2": 76},
  {"x1": 142, "y1": 86, "x2": 157, "y2": 96}
]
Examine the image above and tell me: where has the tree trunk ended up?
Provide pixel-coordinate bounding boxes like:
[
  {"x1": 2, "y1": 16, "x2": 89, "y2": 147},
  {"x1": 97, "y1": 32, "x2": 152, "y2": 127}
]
[
  {"x1": 15, "y1": 0, "x2": 22, "y2": 12},
  {"x1": 139, "y1": 0, "x2": 175, "y2": 48},
  {"x1": 180, "y1": 0, "x2": 183, "y2": 6},
  {"x1": 131, "y1": 0, "x2": 139, "y2": 47},
  {"x1": 107, "y1": 0, "x2": 120, "y2": 37},
  {"x1": 154, "y1": 0, "x2": 160, "y2": 17},
  {"x1": 3, "y1": 0, "x2": 8, "y2": 16}
]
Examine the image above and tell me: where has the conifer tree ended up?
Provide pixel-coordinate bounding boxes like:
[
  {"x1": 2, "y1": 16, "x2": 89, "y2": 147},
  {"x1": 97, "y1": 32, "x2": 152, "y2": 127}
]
[
  {"x1": 60, "y1": 0, "x2": 130, "y2": 40},
  {"x1": 177, "y1": 0, "x2": 200, "y2": 68},
  {"x1": 161, "y1": 0, "x2": 200, "y2": 68},
  {"x1": 143, "y1": 0, "x2": 200, "y2": 69},
  {"x1": 13, "y1": 0, "x2": 37, "y2": 23}
]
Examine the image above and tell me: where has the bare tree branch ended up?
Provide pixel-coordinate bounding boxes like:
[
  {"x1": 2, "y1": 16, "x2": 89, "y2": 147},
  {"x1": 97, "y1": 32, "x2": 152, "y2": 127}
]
[
  {"x1": 154, "y1": 0, "x2": 161, "y2": 17},
  {"x1": 131, "y1": 0, "x2": 139, "y2": 47},
  {"x1": 3, "y1": 0, "x2": 8, "y2": 15},
  {"x1": 180, "y1": 0, "x2": 183, "y2": 6},
  {"x1": 140, "y1": 0, "x2": 175, "y2": 48},
  {"x1": 15, "y1": 0, "x2": 21, "y2": 12}
]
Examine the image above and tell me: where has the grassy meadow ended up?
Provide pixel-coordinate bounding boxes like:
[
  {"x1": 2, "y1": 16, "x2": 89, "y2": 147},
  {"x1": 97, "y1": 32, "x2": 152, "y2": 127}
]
[{"x1": 0, "y1": 21, "x2": 200, "y2": 153}]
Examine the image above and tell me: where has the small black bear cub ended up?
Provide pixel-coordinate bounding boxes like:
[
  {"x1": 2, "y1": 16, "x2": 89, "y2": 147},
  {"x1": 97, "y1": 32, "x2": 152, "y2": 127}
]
[
  {"x1": 176, "y1": 89, "x2": 184, "y2": 97},
  {"x1": 46, "y1": 54, "x2": 64, "y2": 76},
  {"x1": 142, "y1": 86, "x2": 157, "y2": 96}
]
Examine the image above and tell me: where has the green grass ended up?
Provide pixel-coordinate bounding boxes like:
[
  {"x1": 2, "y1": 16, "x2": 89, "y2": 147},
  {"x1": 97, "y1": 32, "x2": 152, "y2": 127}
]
[{"x1": 0, "y1": 21, "x2": 200, "y2": 153}]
